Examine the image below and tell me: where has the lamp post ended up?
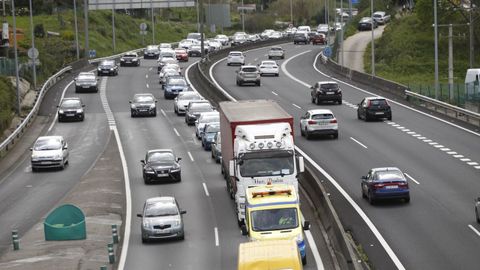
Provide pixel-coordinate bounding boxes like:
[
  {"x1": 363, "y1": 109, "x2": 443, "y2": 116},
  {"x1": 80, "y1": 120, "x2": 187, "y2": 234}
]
[
  {"x1": 151, "y1": 0, "x2": 155, "y2": 44},
  {"x1": 290, "y1": 0, "x2": 293, "y2": 24},
  {"x1": 84, "y1": 0, "x2": 89, "y2": 59},
  {"x1": 11, "y1": 0, "x2": 20, "y2": 115},
  {"x1": 28, "y1": 0, "x2": 36, "y2": 90},
  {"x1": 370, "y1": 0, "x2": 375, "y2": 76},
  {"x1": 433, "y1": 0, "x2": 439, "y2": 99},
  {"x1": 241, "y1": 0, "x2": 245, "y2": 32},
  {"x1": 73, "y1": 0, "x2": 80, "y2": 60}
]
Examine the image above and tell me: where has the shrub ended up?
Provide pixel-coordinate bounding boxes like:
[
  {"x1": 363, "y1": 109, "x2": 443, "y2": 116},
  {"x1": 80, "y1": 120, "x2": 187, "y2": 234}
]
[{"x1": 34, "y1": 24, "x2": 45, "y2": 38}]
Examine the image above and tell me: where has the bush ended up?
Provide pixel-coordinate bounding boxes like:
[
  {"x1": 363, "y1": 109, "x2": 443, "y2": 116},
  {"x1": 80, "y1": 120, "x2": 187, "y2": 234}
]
[
  {"x1": 0, "y1": 76, "x2": 15, "y2": 134},
  {"x1": 34, "y1": 24, "x2": 45, "y2": 38},
  {"x1": 61, "y1": 30, "x2": 75, "y2": 41}
]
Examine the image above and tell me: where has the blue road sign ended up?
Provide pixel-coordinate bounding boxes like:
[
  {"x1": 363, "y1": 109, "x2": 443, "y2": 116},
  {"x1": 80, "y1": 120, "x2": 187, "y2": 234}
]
[
  {"x1": 89, "y1": 50, "x2": 96, "y2": 58},
  {"x1": 323, "y1": 46, "x2": 332, "y2": 58}
]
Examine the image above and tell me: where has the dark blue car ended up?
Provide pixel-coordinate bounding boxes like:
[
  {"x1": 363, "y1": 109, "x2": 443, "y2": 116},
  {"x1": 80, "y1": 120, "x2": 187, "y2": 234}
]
[
  {"x1": 361, "y1": 167, "x2": 410, "y2": 204},
  {"x1": 201, "y1": 123, "x2": 220, "y2": 151},
  {"x1": 164, "y1": 76, "x2": 190, "y2": 99}
]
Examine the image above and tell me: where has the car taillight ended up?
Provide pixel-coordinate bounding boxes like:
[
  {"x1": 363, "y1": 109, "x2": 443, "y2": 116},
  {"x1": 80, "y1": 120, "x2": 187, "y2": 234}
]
[
  {"x1": 385, "y1": 100, "x2": 390, "y2": 106},
  {"x1": 330, "y1": 119, "x2": 337, "y2": 124},
  {"x1": 373, "y1": 183, "x2": 384, "y2": 189},
  {"x1": 398, "y1": 182, "x2": 408, "y2": 188},
  {"x1": 367, "y1": 100, "x2": 371, "y2": 107},
  {"x1": 308, "y1": 120, "x2": 316, "y2": 125}
]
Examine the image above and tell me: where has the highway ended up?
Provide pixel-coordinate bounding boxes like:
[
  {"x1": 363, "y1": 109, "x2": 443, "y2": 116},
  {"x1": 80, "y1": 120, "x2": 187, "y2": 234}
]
[{"x1": 210, "y1": 42, "x2": 480, "y2": 269}]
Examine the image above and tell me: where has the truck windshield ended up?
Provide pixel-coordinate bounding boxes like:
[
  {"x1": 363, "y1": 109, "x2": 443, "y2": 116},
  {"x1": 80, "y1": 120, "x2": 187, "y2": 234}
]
[
  {"x1": 239, "y1": 151, "x2": 294, "y2": 177},
  {"x1": 251, "y1": 208, "x2": 298, "y2": 231}
]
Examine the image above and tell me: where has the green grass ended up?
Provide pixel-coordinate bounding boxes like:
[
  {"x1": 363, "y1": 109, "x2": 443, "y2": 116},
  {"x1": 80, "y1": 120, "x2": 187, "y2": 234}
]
[{"x1": 0, "y1": 76, "x2": 15, "y2": 134}]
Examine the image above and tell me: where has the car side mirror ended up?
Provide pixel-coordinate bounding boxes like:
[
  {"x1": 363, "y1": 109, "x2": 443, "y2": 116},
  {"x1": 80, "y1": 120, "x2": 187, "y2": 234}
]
[
  {"x1": 310, "y1": 86, "x2": 314, "y2": 89},
  {"x1": 155, "y1": 100, "x2": 158, "y2": 103},
  {"x1": 241, "y1": 224, "x2": 248, "y2": 235},
  {"x1": 82, "y1": 104, "x2": 86, "y2": 107},
  {"x1": 30, "y1": 148, "x2": 33, "y2": 151},
  {"x1": 177, "y1": 157, "x2": 182, "y2": 161},
  {"x1": 140, "y1": 160, "x2": 145, "y2": 164},
  {"x1": 63, "y1": 145, "x2": 68, "y2": 150},
  {"x1": 180, "y1": 210, "x2": 187, "y2": 215},
  {"x1": 361, "y1": 176, "x2": 367, "y2": 180},
  {"x1": 477, "y1": 197, "x2": 480, "y2": 202},
  {"x1": 136, "y1": 214, "x2": 143, "y2": 218},
  {"x1": 303, "y1": 220, "x2": 310, "y2": 230},
  {"x1": 129, "y1": 101, "x2": 132, "y2": 103}
]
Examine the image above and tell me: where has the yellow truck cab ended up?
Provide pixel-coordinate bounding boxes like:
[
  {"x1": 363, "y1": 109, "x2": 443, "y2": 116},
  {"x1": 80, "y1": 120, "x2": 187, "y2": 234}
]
[
  {"x1": 241, "y1": 184, "x2": 310, "y2": 265},
  {"x1": 238, "y1": 239, "x2": 303, "y2": 270}
]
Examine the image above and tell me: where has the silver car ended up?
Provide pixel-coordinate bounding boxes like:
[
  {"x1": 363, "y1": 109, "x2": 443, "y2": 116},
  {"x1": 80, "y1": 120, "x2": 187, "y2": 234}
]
[
  {"x1": 74, "y1": 72, "x2": 98, "y2": 93},
  {"x1": 300, "y1": 109, "x2": 339, "y2": 139},
  {"x1": 227, "y1": 51, "x2": 245, "y2": 66},
  {"x1": 174, "y1": 92, "x2": 203, "y2": 115},
  {"x1": 195, "y1": 112, "x2": 220, "y2": 138},
  {"x1": 30, "y1": 136, "x2": 69, "y2": 171},
  {"x1": 137, "y1": 196, "x2": 186, "y2": 242},
  {"x1": 236, "y1": 65, "x2": 261, "y2": 86},
  {"x1": 268, "y1": 46, "x2": 285, "y2": 59}
]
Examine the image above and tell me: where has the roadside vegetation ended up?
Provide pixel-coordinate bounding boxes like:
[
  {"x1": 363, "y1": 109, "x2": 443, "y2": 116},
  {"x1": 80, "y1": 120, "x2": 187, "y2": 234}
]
[{"x1": 0, "y1": 77, "x2": 15, "y2": 135}]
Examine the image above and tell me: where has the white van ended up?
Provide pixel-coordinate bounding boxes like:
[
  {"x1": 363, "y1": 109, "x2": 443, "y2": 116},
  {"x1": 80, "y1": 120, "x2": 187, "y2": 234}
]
[
  {"x1": 297, "y1": 25, "x2": 311, "y2": 33},
  {"x1": 465, "y1": 69, "x2": 480, "y2": 95}
]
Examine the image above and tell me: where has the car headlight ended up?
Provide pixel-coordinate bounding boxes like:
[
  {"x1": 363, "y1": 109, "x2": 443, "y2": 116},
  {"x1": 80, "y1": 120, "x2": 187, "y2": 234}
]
[
  {"x1": 54, "y1": 154, "x2": 63, "y2": 160},
  {"x1": 31, "y1": 154, "x2": 39, "y2": 161},
  {"x1": 149, "y1": 104, "x2": 156, "y2": 109},
  {"x1": 76, "y1": 109, "x2": 83, "y2": 113},
  {"x1": 120, "y1": 59, "x2": 125, "y2": 61},
  {"x1": 144, "y1": 167, "x2": 154, "y2": 174},
  {"x1": 133, "y1": 59, "x2": 138, "y2": 61},
  {"x1": 143, "y1": 220, "x2": 151, "y2": 229},
  {"x1": 110, "y1": 68, "x2": 114, "y2": 71},
  {"x1": 97, "y1": 67, "x2": 101, "y2": 71},
  {"x1": 170, "y1": 166, "x2": 180, "y2": 172},
  {"x1": 131, "y1": 104, "x2": 136, "y2": 109},
  {"x1": 58, "y1": 110, "x2": 64, "y2": 114}
]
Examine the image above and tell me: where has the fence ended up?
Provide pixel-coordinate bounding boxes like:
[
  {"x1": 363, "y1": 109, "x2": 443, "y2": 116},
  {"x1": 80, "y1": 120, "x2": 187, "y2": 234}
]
[{"x1": 407, "y1": 83, "x2": 480, "y2": 108}]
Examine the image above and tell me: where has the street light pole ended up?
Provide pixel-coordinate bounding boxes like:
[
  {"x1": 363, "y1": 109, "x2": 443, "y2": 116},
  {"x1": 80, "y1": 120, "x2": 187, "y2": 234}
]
[
  {"x1": 433, "y1": 0, "x2": 439, "y2": 99},
  {"x1": 196, "y1": 0, "x2": 200, "y2": 32},
  {"x1": 28, "y1": 0, "x2": 36, "y2": 90},
  {"x1": 112, "y1": 5, "x2": 116, "y2": 52},
  {"x1": 84, "y1": 0, "x2": 89, "y2": 59},
  {"x1": 340, "y1": 0, "x2": 344, "y2": 66},
  {"x1": 371, "y1": 0, "x2": 375, "y2": 76},
  {"x1": 73, "y1": 0, "x2": 80, "y2": 60},
  {"x1": 469, "y1": 4, "x2": 474, "y2": 68},
  {"x1": 290, "y1": 0, "x2": 293, "y2": 24},
  {"x1": 151, "y1": 0, "x2": 155, "y2": 44},
  {"x1": 241, "y1": 0, "x2": 245, "y2": 32},
  {"x1": 11, "y1": 0, "x2": 20, "y2": 115}
]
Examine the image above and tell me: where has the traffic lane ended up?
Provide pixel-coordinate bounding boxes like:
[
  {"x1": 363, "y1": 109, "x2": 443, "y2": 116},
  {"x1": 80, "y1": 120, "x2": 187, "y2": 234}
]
[
  {"x1": 224, "y1": 45, "x2": 480, "y2": 268},
  {"x1": 0, "y1": 82, "x2": 109, "y2": 253},
  {"x1": 281, "y1": 44, "x2": 480, "y2": 168},
  {"x1": 107, "y1": 61, "x2": 225, "y2": 269}
]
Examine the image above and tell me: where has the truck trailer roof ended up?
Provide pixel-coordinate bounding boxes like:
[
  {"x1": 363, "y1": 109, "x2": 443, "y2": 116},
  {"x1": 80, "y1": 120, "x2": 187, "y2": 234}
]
[{"x1": 219, "y1": 100, "x2": 291, "y2": 123}]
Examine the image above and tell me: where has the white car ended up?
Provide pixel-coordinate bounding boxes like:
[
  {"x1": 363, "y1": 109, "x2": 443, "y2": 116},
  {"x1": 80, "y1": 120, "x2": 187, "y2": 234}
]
[
  {"x1": 258, "y1": 60, "x2": 279, "y2": 76},
  {"x1": 195, "y1": 112, "x2": 220, "y2": 138},
  {"x1": 268, "y1": 46, "x2": 285, "y2": 59},
  {"x1": 157, "y1": 57, "x2": 178, "y2": 73},
  {"x1": 214, "y1": 34, "x2": 229, "y2": 45},
  {"x1": 178, "y1": 39, "x2": 197, "y2": 50},
  {"x1": 159, "y1": 43, "x2": 172, "y2": 52},
  {"x1": 30, "y1": 136, "x2": 69, "y2": 171},
  {"x1": 160, "y1": 68, "x2": 181, "y2": 85},
  {"x1": 247, "y1": 34, "x2": 261, "y2": 42},
  {"x1": 260, "y1": 29, "x2": 275, "y2": 39},
  {"x1": 227, "y1": 51, "x2": 245, "y2": 66},
  {"x1": 300, "y1": 109, "x2": 338, "y2": 139},
  {"x1": 269, "y1": 31, "x2": 283, "y2": 39},
  {"x1": 174, "y1": 92, "x2": 203, "y2": 115},
  {"x1": 207, "y1": 39, "x2": 222, "y2": 52}
]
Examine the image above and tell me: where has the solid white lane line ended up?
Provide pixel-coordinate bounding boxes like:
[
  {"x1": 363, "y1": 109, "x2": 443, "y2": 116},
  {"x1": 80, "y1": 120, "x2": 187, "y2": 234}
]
[
  {"x1": 272, "y1": 91, "x2": 278, "y2": 96},
  {"x1": 468, "y1": 225, "x2": 480, "y2": 237},
  {"x1": 48, "y1": 80, "x2": 74, "y2": 132},
  {"x1": 305, "y1": 230, "x2": 325, "y2": 270},
  {"x1": 292, "y1": 103, "x2": 302, "y2": 109},
  {"x1": 173, "y1": 128, "x2": 180, "y2": 137},
  {"x1": 202, "y1": 182, "x2": 210, "y2": 197},
  {"x1": 214, "y1": 227, "x2": 219, "y2": 246},
  {"x1": 350, "y1": 137, "x2": 368, "y2": 149},
  {"x1": 161, "y1": 109, "x2": 167, "y2": 117},
  {"x1": 188, "y1": 151, "x2": 194, "y2": 162},
  {"x1": 280, "y1": 50, "x2": 313, "y2": 88},
  {"x1": 404, "y1": 173, "x2": 420, "y2": 185}
]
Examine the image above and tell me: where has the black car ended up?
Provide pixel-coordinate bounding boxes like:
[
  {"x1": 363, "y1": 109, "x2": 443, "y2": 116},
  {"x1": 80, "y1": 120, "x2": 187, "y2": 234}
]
[
  {"x1": 358, "y1": 17, "x2": 377, "y2": 31},
  {"x1": 141, "y1": 149, "x2": 182, "y2": 184},
  {"x1": 130, "y1": 93, "x2": 157, "y2": 117},
  {"x1": 57, "y1": 97, "x2": 85, "y2": 122},
  {"x1": 97, "y1": 60, "x2": 118, "y2": 76},
  {"x1": 310, "y1": 81, "x2": 342, "y2": 104},
  {"x1": 74, "y1": 72, "x2": 98, "y2": 93},
  {"x1": 357, "y1": 97, "x2": 392, "y2": 121},
  {"x1": 293, "y1": 33, "x2": 309, "y2": 45},
  {"x1": 185, "y1": 101, "x2": 214, "y2": 125},
  {"x1": 120, "y1": 52, "x2": 140, "y2": 66}
]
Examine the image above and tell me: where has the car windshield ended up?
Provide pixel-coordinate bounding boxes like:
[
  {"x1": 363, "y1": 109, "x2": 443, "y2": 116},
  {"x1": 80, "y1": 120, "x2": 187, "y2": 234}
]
[
  {"x1": 374, "y1": 170, "x2": 405, "y2": 181},
  {"x1": 100, "y1": 61, "x2": 114, "y2": 67},
  {"x1": 270, "y1": 47, "x2": 282, "y2": 51},
  {"x1": 230, "y1": 52, "x2": 242, "y2": 56},
  {"x1": 320, "y1": 83, "x2": 339, "y2": 90},
  {"x1": 294, "y1": 34, "x2": 305, "y2": 38},
  {"x1": 373, "y1": 14, "x2": 382, "y2": 18},
  {"x1": 187, "y1": 33, "x2": 201, "y2": 39},
  {"x1": 205, "y1": 125, "x2": 220, "y2": 133},
  {"x1": 312, "y1": 113, "x2": 334, "y2": 120},
  {"x1": 191, "y1": 105, "x2": 213, "y2": 113},
  {"x1": 242, "y1": 67, "x2": 257, "y2": 72},
  {"x1": 145, "y1": 203, "x2": 178, "y2": 217},
  {"x1": 169, "y1": 78, "x2": 187, "y2": 86},
  {"x1": 179, "y1": 94, "x2": 201, "y2": 100},
  {"x1": 200, "y1": 115, "x2": 219, "y2": 123},
  {"x1": 124, "y1": 54, "x2": 136, "y2": 57},
  {"x1": 148, "y1": 152, "x2": 175, "y2": 162},
  {"x1": 251, "y1": 208, "x2": 298, "y2": 231},
  {"x1": 262, "y1": 61, "x2": 276, "y2": 66},
  {"x1": 147, "y1": 45, "x2": 158, "y2": 50},
  {"x1": 77, "y1": 76, "x2": 96, "y2": 82},
  {"x1": 134, "y1": 95, "x2": 154, "y2": 103},
  {"x1": 34, "y1": 138, "x2": 62, "y2": 151},
  {"x1": 239, "y1": 150, "x2": 295, "y2": 177},
  {"x1": 369, "y1": 99, "x2": 388, "y2": 106},
  {"x1": 61, "y1": 100, "x2": 81, "y2": 108}
]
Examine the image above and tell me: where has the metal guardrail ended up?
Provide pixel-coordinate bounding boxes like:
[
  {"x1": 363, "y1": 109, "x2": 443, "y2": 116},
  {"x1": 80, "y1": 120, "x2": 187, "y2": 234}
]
[
  {"x1": 405, "y1": 90, "x2": 480, "y2": 126},
  {"x1": 0, "y1": 66, "x2": 73, "y2": 156}
]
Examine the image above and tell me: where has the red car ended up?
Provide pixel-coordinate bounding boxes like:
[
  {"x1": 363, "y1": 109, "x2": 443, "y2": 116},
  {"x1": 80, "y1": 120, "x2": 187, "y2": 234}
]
[
  {"x1": 175, "y1": 48, "x2": 189, "y2": 62},
  {"x1": 311, "y1": 33, "x2": 326, "y2": 45}
]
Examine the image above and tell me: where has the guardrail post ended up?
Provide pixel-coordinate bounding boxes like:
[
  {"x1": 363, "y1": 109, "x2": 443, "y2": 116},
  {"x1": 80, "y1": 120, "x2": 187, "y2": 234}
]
[
  {"x1": 12, "y1": 230, "x2": 19, "y2": 250},
  {"x1": 108, "y1": 243, "x2": 115, "y2": 264},
  {"x1": 111, "y1": 224, "x2": 118, "y2": 244}
]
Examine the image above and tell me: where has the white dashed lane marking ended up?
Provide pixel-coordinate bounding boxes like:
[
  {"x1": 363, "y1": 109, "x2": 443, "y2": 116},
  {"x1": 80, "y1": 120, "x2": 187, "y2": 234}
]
[
  {"x1": 404, "y1": 173, "x2": 420, "y2": 185},
  {"x1": 350, "y1": 137, "x2": 368, "y2": 149},
  {"x1": 272, "y1": 91, "x2": 278, "y2": 96}
]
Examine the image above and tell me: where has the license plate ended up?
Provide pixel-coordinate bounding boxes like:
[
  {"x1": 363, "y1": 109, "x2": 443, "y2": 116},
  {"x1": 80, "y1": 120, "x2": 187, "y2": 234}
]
[
  {"x1": 375, "y1": 112, "x2": 384, "y2": 115},
  {"x1": 41, "y1": 161, "x2": 52, "y2": 165},
  {"x1": 326, "y1": 92, "x2": 334, "y2": 95},
  {"x1": 139, "y1": 109, "x2": 148, "y2": 112},
  {"x1": 82, "y1": 86, "x2": 89, "y2": 88},
  {"x1": 102, "y1": 71, "x2": 109, "y2": 73},
  {"x1": 157, "y1": 173, "x2": 168, "y2": 177},
  {"x1": 385, "y1": 185, "x2": 398, "y2": 189},
  {"x1": 66, "y1": 113, "x2": 75, "y2": 117}
]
